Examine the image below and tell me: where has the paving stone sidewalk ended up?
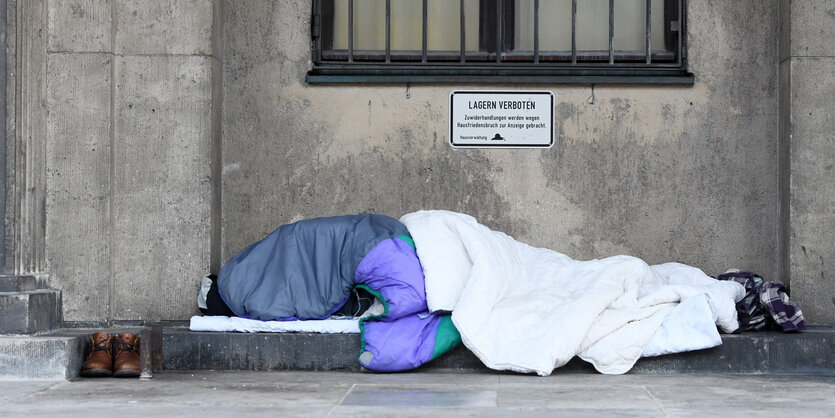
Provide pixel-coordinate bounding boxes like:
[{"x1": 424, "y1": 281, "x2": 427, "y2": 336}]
[{"x1": 2, "y1": 371, "x2": 834, "y2": 417}]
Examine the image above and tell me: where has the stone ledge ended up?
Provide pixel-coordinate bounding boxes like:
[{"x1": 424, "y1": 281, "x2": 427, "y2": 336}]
[
  {"x1": 0, "y1": 289, "x2": 62, "y2": 334},
  {"x1": 162, "y1": 326, "x2": 835, "y2": 375},
  {"x1": 4, "y1": 326, "x2": 832, "y2": 380},
  {"x1": 0, "y1": 275, "x2": 50, "y2": 292},
  {"x1": 0, "y1": 335, "x2": 85, "y2": 380},
  {"x1": 0, "y1": 327, "x2": 161, "y2": 380}
]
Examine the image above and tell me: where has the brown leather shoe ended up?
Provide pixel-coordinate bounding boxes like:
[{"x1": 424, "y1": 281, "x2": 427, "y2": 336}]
[
  {"x1": 80, "y1": 331, "x2": 113, "y2": 377},
  {"x1": 112, "y1": 333, "x2": 141, "y2": 378}
]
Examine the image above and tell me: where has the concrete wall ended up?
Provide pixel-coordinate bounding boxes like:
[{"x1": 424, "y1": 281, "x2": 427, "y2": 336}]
[
  {"x1": 8, "y1": 0, "x2": 832, "y2": 323},
  {"x1": 221, "y1": 2, "x2": 780, "y2": 287},
  {"x1": 2, "y1": 0, "x2": 13, "y2": 277},
  {"x1": 780, "y1": 0, "x2": 835, "y2": 323},
  {"x1": 40, "y1": 0, "x2": 220, "y2": 322},
  {"x1": 0, "y1": 0, "x2": 7, "y2": 273}
]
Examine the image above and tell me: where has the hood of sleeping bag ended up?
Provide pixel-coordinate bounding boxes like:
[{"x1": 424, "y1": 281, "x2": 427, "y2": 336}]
[{"x1": 217, "y1": 214, "x2": 409, "y2": 320}]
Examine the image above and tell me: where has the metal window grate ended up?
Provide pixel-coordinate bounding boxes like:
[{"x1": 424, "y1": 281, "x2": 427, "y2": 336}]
[{"x1": 309, "y1": 0, "x2": 692, "y2": 84}]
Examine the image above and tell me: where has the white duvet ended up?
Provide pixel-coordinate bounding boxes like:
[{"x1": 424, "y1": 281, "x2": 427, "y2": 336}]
[{"x1": 401, "y1": 210, "x2": 744, "y2": 375}]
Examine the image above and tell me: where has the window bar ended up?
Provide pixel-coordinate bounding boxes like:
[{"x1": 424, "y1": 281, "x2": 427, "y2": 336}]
[
  {"x1": 534, "y1": 0, "x2": 540, "y2": 64},
  {"x1": 645, "y1": 0, "x2": 651, "y2": 64},
  {"x1": 571, "y1": 0, "x2": 577, "y2": 64},
  {"x1": 422, "y1": 0, "x2": 428, "y2": 63},
  {"x1": 348, "y1": 0, "x2": 354, "y2": 62},
  {"x1": 677, "y1": 0, "x2": 683, "y2": 67},
  {"x1": 315, "y1": 0, "x2": 322, "y2": 63},
  {"x1": 460, "y1": 0, "x2": 466, "y2": 63},
  {"x1": 496, "y1": 0, "x2": 502, "y2": 64},
  {"x1": 385, "y1": 0, "x2": 391, "y2": 63},
  {"x1": 608, "y1": 0, "x2": 614, "y2": 65}
]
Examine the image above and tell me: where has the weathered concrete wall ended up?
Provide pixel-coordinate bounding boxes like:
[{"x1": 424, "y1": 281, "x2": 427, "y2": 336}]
[
  {"x1": 777, "y1": 0, "x2": 792, "y2": 314},
  {"x1": 19, "y1": 0, "x2": 832, "y2": 323},
  {"x1": 780, "y1": 0, "x2": 835, "y2": 323},
  {"x1": 43, "y1": 0, "x2": 219, "y2": 322},
  {"x1": 2, "y1": 0, "x2": 12, "y2": 277},
  {"x1": 222, "y1": 2, "x2": 781, "y2": 288},
  {"x1": 0, "y1": 0, "x2": 7, "y2": 273}
]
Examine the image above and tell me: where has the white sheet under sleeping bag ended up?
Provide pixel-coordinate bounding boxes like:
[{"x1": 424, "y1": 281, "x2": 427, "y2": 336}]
[
  {"x1": 189, "y1": 315, "x2": 360, "y2": 333},
  {"x1": 400, "y1": 210, "x2": 744, "y2": 376}
]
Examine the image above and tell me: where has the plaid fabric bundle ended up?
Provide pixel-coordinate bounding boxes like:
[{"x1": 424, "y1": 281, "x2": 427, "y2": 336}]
[
  {"x1": 716, "y1": 270, "x2": 805, "y2": 332},
  {"x1": 717, "y1": 271, "x2": 769, "y2": 331},
  {"x1": 760, "y1": 281, "x2": 805, "y2": 332}
]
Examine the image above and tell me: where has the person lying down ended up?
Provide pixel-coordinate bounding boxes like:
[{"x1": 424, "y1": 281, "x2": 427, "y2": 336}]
[{"x1": 196, "y1": 210, "x2": 748, "y2": 376}]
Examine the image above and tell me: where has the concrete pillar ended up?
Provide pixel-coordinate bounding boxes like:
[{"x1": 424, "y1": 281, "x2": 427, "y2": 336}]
[
  {"x1": 111, "y1": 52, "x2": 214, "y2": 320},
  {"x1": 0, "y1": 0, "x2": 7, "y2": 272},
  {"x1": 45, "y1": 0, "x2": 112, "y2": 321},
  {"x1": 8, "y1": 0, "x2": 48, "y2": 276},
  {"x1": 36, "y1": 0, "x2": 221, "y2": 322},
  {"x1": 110, "y1": 0, "x2": 218, "y2": 321},
  {"x1": 779, "y1": 0, "x2": 835, "y2": 323}
]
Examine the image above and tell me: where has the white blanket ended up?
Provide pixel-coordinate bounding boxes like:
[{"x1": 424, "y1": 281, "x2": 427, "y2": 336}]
[{"x1": 401, "y1": 210, "x2": 744, "y2": 375}]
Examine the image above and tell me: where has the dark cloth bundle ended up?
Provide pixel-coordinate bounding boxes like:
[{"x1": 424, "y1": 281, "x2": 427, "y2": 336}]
[{"x1": 716, "y1": 270, "x2": 805, "y2": 332}]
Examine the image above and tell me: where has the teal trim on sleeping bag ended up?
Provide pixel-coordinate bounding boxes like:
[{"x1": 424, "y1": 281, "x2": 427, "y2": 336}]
[
  {"x1": 432, "y1": 315, "x2": 461, "y2": 359},
  {"x1": 396, "y1": 234, "x2": 415, "y2": 250}
]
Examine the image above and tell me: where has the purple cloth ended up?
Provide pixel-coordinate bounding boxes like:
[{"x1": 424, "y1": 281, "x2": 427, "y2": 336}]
[
  {"x1": 355, "y1": 238, "x2": 427, "y2": 319},
  {"x1": 354, "y1": 237, "x2": 440, "y2": 371},
  {"x1": 361, "y1": 314, "x2": 443, "y2": 372}
]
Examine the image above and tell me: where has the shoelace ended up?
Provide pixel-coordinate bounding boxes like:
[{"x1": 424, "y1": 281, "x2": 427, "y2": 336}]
[
  {"x1": 115, "y1": 339, "x2": 138, "y2": 353},
  {"x1": 91, "y1": 339, "x2": 111, "y2": 352}
]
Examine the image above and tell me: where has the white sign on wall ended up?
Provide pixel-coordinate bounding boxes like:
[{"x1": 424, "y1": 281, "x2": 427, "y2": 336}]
[{"x1": 449, "y1": 90, "x2": 554, "y2": 148}]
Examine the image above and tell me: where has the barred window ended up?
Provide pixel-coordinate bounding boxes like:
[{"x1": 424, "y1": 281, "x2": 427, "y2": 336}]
[{"x1": 308, "y1": 0, "x2": 692, "y2": 84}]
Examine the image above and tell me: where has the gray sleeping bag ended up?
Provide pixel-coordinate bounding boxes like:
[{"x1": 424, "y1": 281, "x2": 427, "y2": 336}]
[{"x1": 216, "y1": 214, "x2": 409, "y2": 320}]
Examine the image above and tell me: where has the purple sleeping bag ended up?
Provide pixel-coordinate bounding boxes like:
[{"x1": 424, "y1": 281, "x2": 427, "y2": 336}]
[{"x1": 355, "y1": 236, "x2": 461, "y2": 372}]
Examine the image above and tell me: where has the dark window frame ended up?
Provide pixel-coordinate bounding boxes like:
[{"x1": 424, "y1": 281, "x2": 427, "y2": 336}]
[{"x1": 308, "y1": 0, "x2": 693, "y2": 84}]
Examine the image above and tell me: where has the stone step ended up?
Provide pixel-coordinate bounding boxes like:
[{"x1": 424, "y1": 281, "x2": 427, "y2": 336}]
[
  {"x1": 0, "y1": 289, "x2": 62, "y2": 334},
  {"x1": 162, "y1": 326, "x2": 835, "y2": 375},
  {"x1": 0, "y1": 326, "x2": 161, "y2": 381},
  {"x1": 0, "y1": 275, "x2": 50, "y2": 292},
  {"x1": 5, "y1": 326, "x2": 832, "y2": 380},
  {"x1": 0, "y1": 334, "x2": 86, "y2": 380}
]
